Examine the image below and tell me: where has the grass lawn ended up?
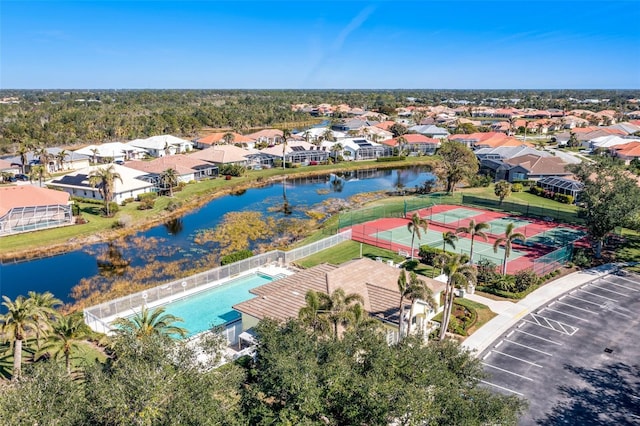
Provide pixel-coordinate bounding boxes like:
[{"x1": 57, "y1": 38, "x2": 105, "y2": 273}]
[
  {"x1": 615, "y1": 228, "x2": 640, "y2": 273},
  {"x1": 295, "y1": 240, "x2": 406, "y2": 268},
  {"x1": 455, "y1": 297, "x2": 496, "y2": 336}
]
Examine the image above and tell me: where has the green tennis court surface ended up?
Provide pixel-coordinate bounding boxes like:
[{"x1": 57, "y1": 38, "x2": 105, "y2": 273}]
[
  {"x1": 526, "y1": 227, "x2": 586, "y2": 248},
  {"x1": 428, "y1": 207, "x2": 484, "y2": 224},
  {"x1": 485, "y1": 217, "x2": 531, "y2": 236}
]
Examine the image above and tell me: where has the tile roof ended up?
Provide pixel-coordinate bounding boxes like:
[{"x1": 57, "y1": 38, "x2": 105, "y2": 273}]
[
  {"x1": 188, "y1": 145, "x2": 251, "y2": 164},
  {"x1": 0, "y1": 186, "x2": 70, "y2": 216},
  {"x1": 47, "y1": 164, "x2": 154, "y2": 193},
  {"x1": 233, "y1": 258, "x2": 445, "y2": 325},
  {"x1": 196, "y1": 132, "x2": 254, "y2": 145},
  {"x1": 123, "y1": 155, "x2": 213, "y2": 175},
  {"x1": 612, "y1": 141, "x2": 640, "y2": 158},
  {"x1": 244, "y1": 129, "x2": 284, "y2": 139},
  {"x1": 382, "y1": 134, "x2": 439, "y2": 147},
  {"x1": 504, "y1": 154, "x2": 569, "y2": 175}
]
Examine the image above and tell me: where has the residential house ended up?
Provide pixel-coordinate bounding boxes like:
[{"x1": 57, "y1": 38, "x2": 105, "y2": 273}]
[
  {"x1": 3, "y1": 147, "x2": 91, "y2": 174},
  {"x1": 0, "y1": 158, "x2": 21, "y2": 175},
  {"x1": 0, "y1": 186, "x2": 73, "y2": 235},
  {"x1": 194, "y1": 132, "x2": 255, "y2": 149},
  {"x1": 407, "y1": 124, "x2": 450, "y2": 139},
  {"x1": 536, "y1": 176, "x2": 584, "y2": 200},
  {"x1": 294, "y1": 127, "x2": 345, "y2": 143},
  {"x1": 74, "y1": 142, "x2": 146, "y2": 163},
  {"x1": 188, "y1": 145, "x2": 254, "y2": 168},
  {"x1": 323, "y1": 138, "x2": 392, "y2": 161},
  {"x1": 123, "y1": 156, "x2": 218, "y2": 185},
  {"x1": 127, "y1": 135, "x2": 194, "y2": 158},
  {"x1": 259, "y1": 141, "x2": 329, "y2": 166},
  {"x1": 233, "y1": 258, "x2": 446, "y2": 342},
  {"x1": 382, "y1": 134, "x2": 440, "y2": 155},
  {"x1": 495, "y1": 154, "x2": 571, "y2": 182},
  {"x1": 332, "y1": 119, "x2": 379, "y2": 133},
  {"x1": 46, "y1": 164, "x2": 155, "y2": 204},
  {"x1": 590, "y1": 135, "x2": 640, "y2": 150},
  {"x1": 610, "y1": 141, "x2": 640, "y2": 164},
  {"x1": 244, "y1": 129, "x2": 284, "y2": 146},
  {"x1": 449, "y1": 132, "x2": 522, "y2": 149}
]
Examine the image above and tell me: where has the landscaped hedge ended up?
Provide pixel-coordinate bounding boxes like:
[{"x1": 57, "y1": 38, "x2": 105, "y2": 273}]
[
  {"x1": 71, "y1": 196, "x2": 103, "y2": 205},
  {"x1": 220, "y1": 250, "x2": 254, "y2": 265},
  {"x1": 376, "y1": 156, "x2": 406, "y2": 162},
  {"x1": 418, "y1": 245, "x2": 445, "y2": 266},
  {"x1": 529, "y1": 186, "x2": 574, "y2": 204}
]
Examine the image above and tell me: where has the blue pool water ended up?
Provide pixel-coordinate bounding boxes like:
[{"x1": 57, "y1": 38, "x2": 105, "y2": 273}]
[{"x1": 157, "y1": 272, "x2": 275, "y2": 337}]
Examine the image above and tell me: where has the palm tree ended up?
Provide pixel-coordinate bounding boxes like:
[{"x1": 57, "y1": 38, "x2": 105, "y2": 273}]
[
  {"x1": 404, "y1": 272, "x2": 436, "y2": 336},
  {"x1": 222, "y1": 132, "x2": 235, "y2": 145},
  {"x1": 281, "y1": 128, "x2": 292, "y2": 170},
  {"x1": 90, "y1": 148, "x2": 100, "y2": 165},
  {"x1": 113, "y1": 306, "x2": 187, "y2": 338},
  {"x1": 29, "y1": 164, "x2": 47, "y2": 187},
  {"x1": 330, "y1": 142, "x2": 343, "y2": 161},
  {"x1": 39, "y1": 312, "x2": 91, "y2": 374},
  {"x1": 0, "y1": 295, "x2": 39, "y2": 379},
  {"x1": 37, "y1": 146, "x2": 53, "y2": 173},
  {"x1": 55, "y1": 149, "x2": 70, "y2": 171},
  {"x1": 442, "y1": 231, "x2": 458, "y2": 253},
  {"x1": 397, "y1": 270, "x2": 408, "y2": 337},
  {"x1": 27, "y1": 291, "x2": 61, "y2": 355},
  {"x1": 17, "y1": 142, "x2": 31, "y2": 174},
  {"x1": 438, "y1": 254, "x2": 477, "y2": 341},
  {"x1": 455, "y1": 219, "x2": 489, "y2": 265},
  {"x1": 493, "y1": 222, "x2": 526, "y2": 275},
  {"x1": 89, "y1": 165, "x2": 122, "y2": 217},
  {"x1": 298, "y1": 290, "x2": 331, "y2": 336},
  {"x1": 348, "y1": 303, "x2": 379, "y2": 332},
  {"x1": 407, "y1": 212, "x2": 429, "y2": 259},
  {"x1": 322, "y1": 128, "x2": 335, "y2": 142},
  {"x1": 317, "y1": 288, "x2": 364, "y2": 339},
  {"x1": 159, "y1": 167, "x2": 179, "y2": 197}
]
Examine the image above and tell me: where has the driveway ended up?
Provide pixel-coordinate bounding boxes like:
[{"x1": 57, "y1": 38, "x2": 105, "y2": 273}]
[{"x1": 478, "y1": 270, "x2": 640, "y2": 425}]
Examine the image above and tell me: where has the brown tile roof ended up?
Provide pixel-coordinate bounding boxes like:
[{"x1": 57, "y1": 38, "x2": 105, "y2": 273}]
[
  {"x1": 123, "y1": 155, "x2": 212, "y2": 175},
  {"x1": 612, "y1": 141, "x2": 640, "y2": 158},
  {"x1": 244, "y1": 129, "x2": 283, "y2": 139},
  {"x1": 188, "y1": 145, "x2": 250, "y2": 164},
  {"x1": 233, "y1": 258, "x2": 445, "y2": 325},
  {"x1": 374, "y1": 121, "x2": 396, "y2": 131},
  {"x1": 0, "y1": 186, "x2": 70, "y2": 216},
  {"x1": 504, "y1": 154, "x2": 569, "y2": 175}
]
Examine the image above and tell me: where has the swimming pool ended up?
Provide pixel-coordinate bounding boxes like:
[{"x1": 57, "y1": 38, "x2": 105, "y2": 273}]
[{"x1": 156, "y1": 272, "x2": 275, "y2": 337}]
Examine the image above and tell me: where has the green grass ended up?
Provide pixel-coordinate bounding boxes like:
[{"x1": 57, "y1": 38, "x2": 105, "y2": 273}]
[
  {"x1": 615, "y1": 229, "x2": 640, "y2": 273},
  {"x1": 454, "y1": 298, "x2": 496, "y2": 335},
  {"x1": 295, "y1": 240, "x2": 406, "y2": 268}
]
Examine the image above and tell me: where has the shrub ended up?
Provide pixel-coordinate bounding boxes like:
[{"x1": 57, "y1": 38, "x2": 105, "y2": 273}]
[
  {"x1": 220, "y1": 250, "x2": 253, "y2": 265},
  {"x1": 554, "y1": 194, "x2": 574, "y2": 204},
  {"x1": 71, "y1": 196, "x2": 103, "y2": 205},
  {"x1": 511, "y1": 183, "x2": 524, "y2": 192},
  {"x1": 529, "y1": 186, "x2": 544, "y2": 196},
  {"x1": 492, "y1": 275, "x2": 515, "y2": 292},
  {"x1": 106, "y1": 202, "x2": 119, "y2": 216},
  {"x1": 513, "y1": 269, "x2": 539, "y2": 292},
  {"x1": 572, "y1": 248, "x2": 593, "y2": 268},
  {"x1": 476, "y1": 258, "x2": 499, "y2": 285},
  {"x1": 376, "y1": 156, "x2": 406, "y2": 162},
  {"x1": 219, "y1": 164, "x2": 246, "y2": 176},
  {"x1": 112, "y1": 214, "x2": 132, "y2": 229},
  {"x1": 166, "y1": 200, "x2": 183, "y2": 212},
  {"x1": 138, "y1": 197, "x2": 155, "y2": 210},
  {"x1": 137, "y1": 192, "x2": 158, "y2": 201},
  {"x1": 71, "y1": 203, "x2": 81, "y2": 216},
  {"x1": 512, "y1": 179, "x2": 534, "y2": 187},
  {"x1": 468, "y1": 174, "x2": 492, "y2": 188},
  {"x1": 418, "y1": 245, "x2": 444, "y2": 266}
]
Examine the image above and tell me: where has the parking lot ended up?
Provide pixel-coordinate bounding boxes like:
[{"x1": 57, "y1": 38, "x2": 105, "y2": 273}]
[{"x1": 479, "y1": 270, "x2": 640, "y2": 425}]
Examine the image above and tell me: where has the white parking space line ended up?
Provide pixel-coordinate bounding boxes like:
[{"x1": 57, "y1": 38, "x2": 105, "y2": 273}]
[
  {"x1": 579, "y1": 289, "x2": 618, "y2": 302},
  {"x1": 491, "y1": 350, "x2": 543, "y2": 368},
  {"x1": 554, "y1": 300, "x2": 593, "y2": 314},
  {"x1": 505, "y1": 339, "x2": 553, "y2": 356},
  {"x1": 524, "y1": 313, "x2": 579, "y2": 335},
  {"x1": 610, "y1": 275, "x2": 640, "y2": 287},
  {"x1": 566, "y1": 294, "x2": 604, "y2": 307},
  {"x1": 541, "y1": 307, "x2": 589, "y2": 322},
  {"x1": 514, "y1": 329, "x2": 562, "y2": 345},
  {"x1": 480, "y1": 380, "x2": 524, "y2": 396},
  {"x1": 604, "y1": 280, "x2": 639, "y2": 292},
  {"x1": 482, "y1": 362, "x2": 534, "y2": 381},
  {"x1": 587, "y1": 284, "x2": 629, "y2": 297}
]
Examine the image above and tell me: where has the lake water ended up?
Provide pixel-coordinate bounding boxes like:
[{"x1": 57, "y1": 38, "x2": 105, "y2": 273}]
[{"x1": 0, "y1": 167, "x2": 434, "y2": 303}]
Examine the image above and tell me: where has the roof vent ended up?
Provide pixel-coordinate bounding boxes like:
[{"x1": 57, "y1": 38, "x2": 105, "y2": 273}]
[{"x1": 604, "y1": 348, "x2": 613, "y2": 353}]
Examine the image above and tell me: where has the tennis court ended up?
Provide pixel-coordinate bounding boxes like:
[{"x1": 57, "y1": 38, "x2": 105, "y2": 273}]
[{"x1": 350, "y1": 204, "x2": 587, "y2": 275}]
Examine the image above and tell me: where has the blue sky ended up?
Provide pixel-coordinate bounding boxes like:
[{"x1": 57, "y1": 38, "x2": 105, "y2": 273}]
[{"x1": 1, "y1": 0, "x2": 639, "y2": 89}]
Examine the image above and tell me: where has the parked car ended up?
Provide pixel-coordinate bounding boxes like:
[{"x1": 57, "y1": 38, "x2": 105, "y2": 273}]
[
  {"x1": 15, "y1": 174, "x2": 29, "y2": 181},
  {"x1": 114, "y1": 160, "x2": 125, "y2": 165}
]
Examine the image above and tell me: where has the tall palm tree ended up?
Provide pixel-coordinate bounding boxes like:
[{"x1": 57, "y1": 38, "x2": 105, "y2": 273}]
[
  {"x1": 438, "y1": 254, "x2": 477, "y2": 341},
  {"x1": 281, "y1": 128, "x2": 292, "y2": 170},
  {"x1": 348, "y1": 303, "x2": 379, "y2": 332},
  {"x1": 37, "y1": 146, "x2": 53, "y2": 173},
  {"x1": 330, "y1": 142, "x2": 343, "y2": 161},
  {"x1": 298, "y1": 290, "x2": 331, "y2": 336},
  {"x1": 317, "y1": 288, "x2": 364, "y2": 340},
  {"x1": 322, "y1": 128, "x2": 335, "y2": 142},
  {"x1": 396, "y1": 136, "x2": 408, "y2": 156},
  {"x1": 455, "y1": 219, "x2": 489, "y2": 265},
  {"x1": 0, "y1": 295, "x2": 39, "y2": 379},
  {"x1": 17, "y1": 142, "x2": 31, "y2": 174},
  {"x1": 89, "y1": 165, "x2": 122, "y2": 217},
  {"x1": 27, "y1": 291, "x2": 62, "y2": 355},
  {"x1": 397, "y1": 270, "x2": 408, "y2": 337},
  {"x1": 113, "y1": 306, "x2": 187, "y2": 338},
  {"x1": 90, "y1": 148, "x2": 100, "y2": 165},
  {"x1": 222, "y1": 132, "x2": 235, "y2": 145},
  {"x1": 404, "y1": 272, "x2": 436, "y2": 336},
  {"x1": 159, "y1": 168, "x2": 179, "y2": 197},
  {"x1": 493, "y1": 222, "x2": 526, "y2": 275},
  {"x1": 29, "y1": 164, "x2": 47, "y2": 187},
  {"x1": 442, "y1": 231, "x2": 458, "y2": 253},
  {"x1": 39, "y1": 312, "x2": 91, "y2": 374},
  {"x1": 407, "y1": 212, "x2": 429, "y2": 260}
]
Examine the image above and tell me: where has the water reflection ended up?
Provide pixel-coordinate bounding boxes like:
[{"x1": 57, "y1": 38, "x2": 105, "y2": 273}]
[{"x1": 164, "y1": 218, "x2": 184, "y2": 236}]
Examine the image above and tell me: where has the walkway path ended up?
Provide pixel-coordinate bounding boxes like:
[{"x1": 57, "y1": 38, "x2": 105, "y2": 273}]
[{"x1": 462, "y1": 263, "x2": 619, "y2": 355}]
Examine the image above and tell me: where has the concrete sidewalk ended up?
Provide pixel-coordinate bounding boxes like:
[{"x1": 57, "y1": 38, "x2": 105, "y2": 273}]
[{"x1": 461, "y1": 264, "x2": 620, "y2": 355}]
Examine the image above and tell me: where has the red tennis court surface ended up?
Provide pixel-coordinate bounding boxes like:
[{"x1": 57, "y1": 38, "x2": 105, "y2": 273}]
[{"x1": 348, "y1": 204, "x2": 586, "y2": 275}]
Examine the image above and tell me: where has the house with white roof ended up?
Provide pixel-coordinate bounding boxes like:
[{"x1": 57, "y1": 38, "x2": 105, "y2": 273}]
[
  {"x1": 74, "y1": 142, "x2": 146, "y2": 163},
  {"x1": 127, "y1": 135, "x2": 193, "y2": 157},
  {"x1": 322, "y1": 138, "x2": 391, "y2": 161},
  {"x1": 590, "y1": 135, "x2": 640, "y2": 150},
  {"x1": 46, "y1": 164, "x2": 155, "y2": 204},
  {"x1": 259, "y1": 141, "x2": 330, "y2": 166},
  {"x1": 408, "y1": 124, "x2": 450, "y2": 139}
]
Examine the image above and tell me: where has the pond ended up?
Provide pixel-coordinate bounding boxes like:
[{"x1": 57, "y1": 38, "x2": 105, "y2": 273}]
[{"x1": 0, "y1": 167, "x2": 435, "y2": 304}]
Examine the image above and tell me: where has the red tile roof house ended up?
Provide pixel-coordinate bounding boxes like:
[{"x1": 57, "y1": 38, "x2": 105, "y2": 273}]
[
  {"x1": 496, "y1": 154, "x2": 571, "y2": 182},
  {"x1": 611, "y1": 141, "x2": 640, "y2": 164},
  {"x1": 0, "y1": 186, "x2": 73, "y2": 235},
  {"x1": 233, "y1": 258, "x2": 446, "y2": 343},
  {"x1": 194, "y1": 132, "x2": 256, "y2": 149},
  {"x1": 382, "y1": 134, "x2": 440, "y2": 155},
  {"x1": 244, "y1": 129, "x2": 284, "y2": 146}
]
